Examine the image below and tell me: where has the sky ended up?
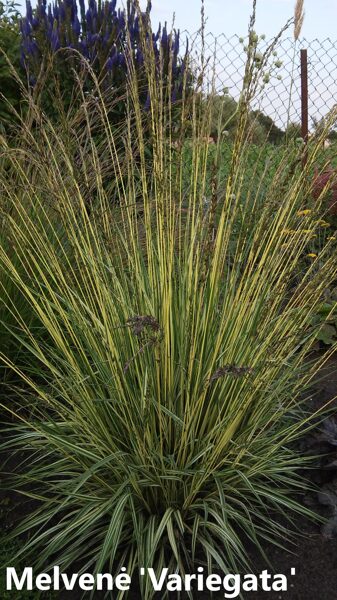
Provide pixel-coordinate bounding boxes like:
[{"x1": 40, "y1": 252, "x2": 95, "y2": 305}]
[
  {"x1": 140, "y1": 0, "x2": 337, "y2": 42},
  {"x1": 19, "y1": 1, "x2": 337, "y2": 42}
]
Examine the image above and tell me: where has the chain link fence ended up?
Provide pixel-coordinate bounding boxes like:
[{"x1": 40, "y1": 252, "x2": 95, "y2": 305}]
[{"x1": 184, "y1": 31, "x2": 337, "y2": 138}]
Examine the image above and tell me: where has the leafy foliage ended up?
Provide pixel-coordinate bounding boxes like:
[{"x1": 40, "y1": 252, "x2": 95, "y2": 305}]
[
  {"x1": 0, "y1": 497, "x2": 55, "y2": 599},
  {"x1": 311, "y1": 290, "x2": 337, "y2": 346},
  {"x1": 0, "y1": 0, "x2": 24, "y2": 129},
  {"x1": 206, "y1": 92, "x2": 284, "y2": 144}
]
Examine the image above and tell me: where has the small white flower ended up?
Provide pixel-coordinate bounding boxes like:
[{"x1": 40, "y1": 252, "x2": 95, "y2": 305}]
[{"x1": 251, "y1": 31, "x2": 259, "y2": 44}]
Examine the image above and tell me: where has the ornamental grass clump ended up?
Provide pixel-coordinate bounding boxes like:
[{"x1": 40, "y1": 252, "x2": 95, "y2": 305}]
[{"x1": 1, "y1": 2, "x2": 337, "y2": 598}]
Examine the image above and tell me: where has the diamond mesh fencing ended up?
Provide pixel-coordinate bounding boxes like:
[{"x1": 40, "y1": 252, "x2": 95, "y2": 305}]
[{"x1": 184, "y1": 31, "x2": 337, "y2": 136}]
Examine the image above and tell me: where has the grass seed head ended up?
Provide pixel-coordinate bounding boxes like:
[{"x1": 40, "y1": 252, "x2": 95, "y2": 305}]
[{"x1": 294, "y1": 0, "x2": 305, "y2": 41}]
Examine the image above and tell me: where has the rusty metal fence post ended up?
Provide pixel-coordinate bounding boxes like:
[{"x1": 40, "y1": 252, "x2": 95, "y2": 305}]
[{"x1": 300, "y1": 48, "x2": 309, "y2": 167}]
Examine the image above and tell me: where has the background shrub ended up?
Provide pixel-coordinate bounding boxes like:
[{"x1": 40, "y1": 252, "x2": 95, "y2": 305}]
[{"x1": 0, "y1": 0, "x2": 24, "y2": 131}]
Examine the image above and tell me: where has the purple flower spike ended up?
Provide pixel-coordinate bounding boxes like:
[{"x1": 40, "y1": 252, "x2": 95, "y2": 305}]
[
  {"x1": 51, "y1": 29, "x2": 60, "y2": 51},
  {"x1": 72, "y1": 16, "x2": 81, "y2": 36},
  {"x1": 21, "y1": 18, "x2": 31, "y2": 36},
  {"x1": 161, "y1": 22, "x2": 168, "y2": 47},
  {"x1": 79, "y1": 39, "x2": 89, "y2": 58},
  {"x1": 85, "y1": 8, "x2": 92, "y2": 28},
  {"x1": 173, "y1": 31, "x2": 180, "y2": 55},
  {"x1": 27, "y1": 39, "x2": 39, "y2": 57},
  {"x1": 26, "y1": 0, "x2": 33, "y2": 22},
  {"x1": 88, "y1": 0, "x2": 97, "y2": 15},
  {"x1": 59, "y1": 4, "x2": 66, "y2": 20},
  {"x1": 38, "y1": 2, "x2": 46, "y2": 18},
  {"x1": 118, "y1": 53, "x2": 125, "y2": 67},
  {"x1": 106, "y1": 56, "x2": 114, "y2": 70},
  {"x1": 19, "y1": 0, "x2": 188, "y2": 107},
  {"x1": 153, "y1": 23, "x2": 161, "y2": 42},
  {"x1": 118, "y1": 10, "x2": 125, "y2": 30}
]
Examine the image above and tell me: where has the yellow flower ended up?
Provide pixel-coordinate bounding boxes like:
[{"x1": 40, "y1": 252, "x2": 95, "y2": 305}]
[
  {"x1": 282, "y1": 229, "x2": 314, "y2": 236},
  {"x1": 314, "y1": 220, "x2": 330, "y2": 228},
  {"x1": 306, "y1": 253, "x2": 317, "y2": 258},
  {"x1": 297, "y1": 209, "x2": 312, "y2": 216},
  {"x1": 328, "y1": 236, "x2": 336, "y2": 241}
]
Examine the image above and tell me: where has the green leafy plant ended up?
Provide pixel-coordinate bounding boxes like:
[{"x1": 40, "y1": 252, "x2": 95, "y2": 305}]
[
  {"x1": 0, "y1": 497, "x2": 55, "y2": 599},
  {"x1": 310, "y1": 289, "x2": 337, "y2": 346},
  {"x1": 0, "y1": 0, "x2": 24, "y2": 130}
]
